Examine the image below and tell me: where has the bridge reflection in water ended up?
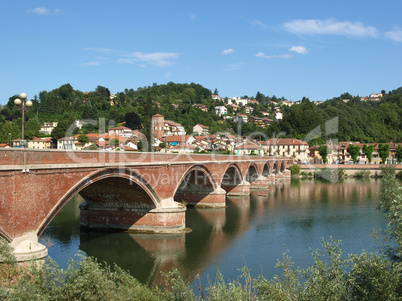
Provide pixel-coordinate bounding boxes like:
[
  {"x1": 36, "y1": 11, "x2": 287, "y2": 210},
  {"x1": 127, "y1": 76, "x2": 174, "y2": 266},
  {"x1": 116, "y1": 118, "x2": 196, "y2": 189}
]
[{"x1": 44, "y1": 178, "x2": 386, "y2": 287}]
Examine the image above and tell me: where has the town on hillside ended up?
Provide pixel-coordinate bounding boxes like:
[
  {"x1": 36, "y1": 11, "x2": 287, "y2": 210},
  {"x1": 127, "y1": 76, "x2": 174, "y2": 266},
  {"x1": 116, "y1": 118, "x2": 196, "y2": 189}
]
[
  {"x1": 1, "y1": 83, "x2": 401, "y2": 164},
  {"x1": 3, "y1": 112, "x2": 401, "y2": 165}
]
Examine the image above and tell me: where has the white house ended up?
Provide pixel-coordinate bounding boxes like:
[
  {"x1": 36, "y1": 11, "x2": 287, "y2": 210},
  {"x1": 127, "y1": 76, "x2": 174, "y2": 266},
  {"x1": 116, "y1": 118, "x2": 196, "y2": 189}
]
[
  {"x1": 234, "y1": 113, "x2": 248, "y2": 123},
  {"x1": 214, "y1": 106, "x2": 227, "y2": 117},
  {"x1": 274, "y1": 112, "x2": 283, "y2": 120}
]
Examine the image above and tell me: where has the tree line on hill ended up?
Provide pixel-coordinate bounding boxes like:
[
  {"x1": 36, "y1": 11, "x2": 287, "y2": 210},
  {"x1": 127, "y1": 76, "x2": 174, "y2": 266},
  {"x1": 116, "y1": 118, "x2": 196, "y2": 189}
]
[{"x1": 0, "y1": 82, "x2": 401, "y2": 145}]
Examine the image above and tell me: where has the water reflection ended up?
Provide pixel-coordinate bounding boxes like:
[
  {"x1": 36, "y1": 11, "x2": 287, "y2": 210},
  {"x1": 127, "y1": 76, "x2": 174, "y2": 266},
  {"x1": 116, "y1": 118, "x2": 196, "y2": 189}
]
[{"x1": 43, "y1": 179, "x2": 386, "y2": 286}]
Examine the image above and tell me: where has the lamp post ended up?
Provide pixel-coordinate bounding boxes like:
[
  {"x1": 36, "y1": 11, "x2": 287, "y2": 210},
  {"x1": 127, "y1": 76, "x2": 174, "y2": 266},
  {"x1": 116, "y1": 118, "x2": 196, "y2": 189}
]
[
  {"x1": 14, "y1": 93, "x2": 32, "y2": 148},
  {"x1": 8, "y1": 133, "x2": 11, "y2": 147}
]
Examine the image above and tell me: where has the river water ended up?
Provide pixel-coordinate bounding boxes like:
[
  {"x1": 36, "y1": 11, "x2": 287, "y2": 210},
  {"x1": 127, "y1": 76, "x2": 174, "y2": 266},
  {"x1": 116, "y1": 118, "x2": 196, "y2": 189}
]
[{"x1": 42, "y1": 178, "x2": 387, "y2": 286}]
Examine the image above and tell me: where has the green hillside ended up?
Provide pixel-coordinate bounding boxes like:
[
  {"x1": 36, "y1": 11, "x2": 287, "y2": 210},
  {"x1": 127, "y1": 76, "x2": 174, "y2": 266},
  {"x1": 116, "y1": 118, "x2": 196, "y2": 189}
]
[{"x1": 0, "y1": 82, "x2": 401, "y2": 144}]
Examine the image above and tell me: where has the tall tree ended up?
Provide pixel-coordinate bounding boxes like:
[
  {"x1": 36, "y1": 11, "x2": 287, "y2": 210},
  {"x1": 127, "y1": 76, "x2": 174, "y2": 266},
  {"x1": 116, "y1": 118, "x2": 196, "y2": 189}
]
[
  {"x1": 396, "y1": 145, "x2": 402, "y2": 163},
  {"x1": 124, "y1": 112, "x2": 141, "y2": 130},
  {"x1": 347, "y1": 144, "x2": 361, "y2": 163},
  {"x1": 362, "y1": 144, "x2": 374, "y2": 163},
  {"x1": 378, "y1": 143, "x2": 390, "y2": 164},
  {"x1": 318, "y1": 145, "x2": 329, "y2": 163}
]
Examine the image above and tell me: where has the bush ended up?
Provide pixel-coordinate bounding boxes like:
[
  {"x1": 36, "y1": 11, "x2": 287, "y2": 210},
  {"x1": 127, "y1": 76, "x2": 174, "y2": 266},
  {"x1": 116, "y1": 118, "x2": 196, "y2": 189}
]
[
  {"x1": 354, "y1": 170, "x2": 371, "y2": 179},
  {"x1": 288, "y1": 164, "x2": 301, "y2": 175}
]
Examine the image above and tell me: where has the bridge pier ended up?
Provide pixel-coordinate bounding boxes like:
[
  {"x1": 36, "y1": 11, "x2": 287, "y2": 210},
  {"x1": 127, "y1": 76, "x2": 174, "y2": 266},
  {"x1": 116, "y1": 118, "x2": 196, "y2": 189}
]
[
  {"x1": 175, "y1": 186, "x2": 226, "y2": 208},
  {"x1": 249, "y1": 175, "x2": 270, "y2": 189},
  {"x1": 79, "y1": 199, "x2": 187, "y2": 234},
  {"x1": 7, "y1": 233, "x2": 48, "y2": 262},
  {"x1": 224, "y1": 180, "x2": 251, "y2": 196}
]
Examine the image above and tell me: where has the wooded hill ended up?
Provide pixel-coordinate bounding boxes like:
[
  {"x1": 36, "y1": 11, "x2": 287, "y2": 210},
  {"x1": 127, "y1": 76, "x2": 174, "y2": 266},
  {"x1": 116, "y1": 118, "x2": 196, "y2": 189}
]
[{"x1": 0, "y1": 82, "x2": 401, "y2": 144}]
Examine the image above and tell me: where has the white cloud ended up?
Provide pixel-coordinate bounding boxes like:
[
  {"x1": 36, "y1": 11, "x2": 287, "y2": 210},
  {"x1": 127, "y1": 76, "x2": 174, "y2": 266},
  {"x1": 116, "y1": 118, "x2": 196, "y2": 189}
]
[
  {"x1": 121, "y1": 52, "x2": 179, "y2": 67},
  {"x1": 85, "y1": 47, "x2": 114, "y2": 54},
  {"x1": 222, "y1": 48, "x2": 235, "y2": 55},
  {"x1": 283, "y1": 18, "x2": 379, "y2": 38},
  {"x1": 385, "y1": 28, "x2": 402, "y2": 42},
  {"x1": 289, "y1": 46, "x2": 308, "y2": 54},
  {"x1": 256, "y1": 52, "x2": 291, "y2": 59},
  {"x1": 251, "y1": 20, "x2": 268, "y2": 30},
  {"x1": 27, "y1": 7, "x2": 63, "y2": 15}
]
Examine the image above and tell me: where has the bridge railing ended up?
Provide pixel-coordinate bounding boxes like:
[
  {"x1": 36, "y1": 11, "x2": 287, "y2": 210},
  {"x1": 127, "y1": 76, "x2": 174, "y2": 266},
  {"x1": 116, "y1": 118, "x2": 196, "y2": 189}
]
[{"x1": 0, "y1": 148, "x2": 291, "y2": 169}]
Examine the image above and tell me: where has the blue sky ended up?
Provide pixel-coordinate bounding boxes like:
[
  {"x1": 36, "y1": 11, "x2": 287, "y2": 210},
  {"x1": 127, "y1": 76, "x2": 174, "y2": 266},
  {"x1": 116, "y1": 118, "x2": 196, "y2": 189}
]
[{"x1": 1, "y1": 0, "x2": 402, "y2": 105}]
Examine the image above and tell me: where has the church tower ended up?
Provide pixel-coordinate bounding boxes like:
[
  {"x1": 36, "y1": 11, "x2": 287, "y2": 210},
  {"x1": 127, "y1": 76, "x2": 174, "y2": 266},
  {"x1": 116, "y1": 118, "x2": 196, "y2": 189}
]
[{"x1": 152, "y1": 114, "x2": 165, "y2": 140}]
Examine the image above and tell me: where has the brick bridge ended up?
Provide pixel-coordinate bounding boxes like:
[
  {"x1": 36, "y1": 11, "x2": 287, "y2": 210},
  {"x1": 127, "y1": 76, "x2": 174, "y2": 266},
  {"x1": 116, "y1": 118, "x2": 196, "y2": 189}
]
[{"x1": 0, "y1": 149, "x2": 292, "y2": 261}]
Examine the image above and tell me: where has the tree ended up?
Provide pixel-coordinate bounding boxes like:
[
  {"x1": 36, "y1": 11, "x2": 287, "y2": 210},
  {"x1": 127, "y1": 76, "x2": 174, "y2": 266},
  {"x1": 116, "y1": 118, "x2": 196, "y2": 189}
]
[
  {"x1": 109, "y1": 138, "x2": 119, "y2": 149},
  {"x1": 318, "y1": 145, "x2": 329, "y2": 163},
  {"x1": 213, "y1": 88, "x2": 219, "y2": 95},
  {"x1": 124, "y1": 112, "x2": 141, "y2": 130},
  {"x1": 378, "y1": 143, "x2": 390, "y2": 164},
  {"x1": 88, "y1": 143, "x2": 98, "y2": 150},
  {"x1": 51, "y1": 119, "x2": 76, "y2": 141},
  {"x1": 77, "y1": 134, "x2": 89, "y2": 144},
  {"x1": 347, "y1": 144, "x2": 361, "y2": 163},
  {"x1": 396, "y1": 145, "x2": 402, "y2": 163},
  {"x1": 362, "y1": 144, "x2": 374, "y2": 163}
]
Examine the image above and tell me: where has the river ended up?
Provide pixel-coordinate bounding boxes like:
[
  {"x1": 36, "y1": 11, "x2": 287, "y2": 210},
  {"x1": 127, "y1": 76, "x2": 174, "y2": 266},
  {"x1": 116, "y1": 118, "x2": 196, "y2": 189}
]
[{"x1": 41, "y1": 178, "x2": 387, "y2": 286}]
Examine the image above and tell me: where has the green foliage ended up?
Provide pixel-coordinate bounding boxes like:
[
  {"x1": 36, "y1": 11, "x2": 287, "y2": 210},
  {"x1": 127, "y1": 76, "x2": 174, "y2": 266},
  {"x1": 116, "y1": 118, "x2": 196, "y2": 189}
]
[
  {"x1": 109, "y1": 138, "x2": 119, "y2": 148},
  {"x1": 379, "y1": 166, "x2": 402, "y2": 261},
  {"x1": 88, "y1": 143, "x2": 98, "y2": 150},
  {"x1": 378, "y1": 144, "x2": 390, "y2": 163},
  {"x1": 395, "y1": 145, "x2": 402, "y2": 163},
  {"x1": 288, "y1": 164, "x2": 301, "y2": 175},
  {"x1": 354, "y1": 171, "x2": 370, "y2": 179},
  {"x1": 362, "y1": 144, "x2": 374, "y2": 163},
  {"x1": 318, "y1": 145, "x2": 328, "y2": 163},
  {"x1": 77, "y1": 134, "x2": 89, "y2": 144},
  {"x1": 347, "y1": 144, "x2": 361, "y2": 163}
]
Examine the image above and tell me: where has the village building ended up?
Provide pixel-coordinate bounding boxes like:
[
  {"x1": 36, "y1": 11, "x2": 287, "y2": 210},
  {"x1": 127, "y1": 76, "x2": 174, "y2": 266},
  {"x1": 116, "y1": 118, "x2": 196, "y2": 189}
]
[
  {"x1": 193, "y1": 124, "x2": 210, "y2": 136},
  {"x1": 214, "y1": 106, "x2": 227, "y2": 117},
  {"x1": 261, "y1": 138, "x2": 309, "y2": 162}
]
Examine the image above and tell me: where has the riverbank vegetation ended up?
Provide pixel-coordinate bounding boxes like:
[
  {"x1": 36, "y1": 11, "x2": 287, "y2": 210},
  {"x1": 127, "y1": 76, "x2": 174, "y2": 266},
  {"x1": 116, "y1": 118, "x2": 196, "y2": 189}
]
[{"x1": 1, "y1": 167, "x2": 401, "y2": 300}]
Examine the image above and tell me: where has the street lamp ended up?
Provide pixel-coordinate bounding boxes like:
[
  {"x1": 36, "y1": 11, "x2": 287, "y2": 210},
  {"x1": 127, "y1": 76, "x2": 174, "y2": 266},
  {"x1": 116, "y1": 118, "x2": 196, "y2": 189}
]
[
  {"x1": 8, "y1": 133, "x2": 11, "y2": 147},
  {"x1": 14, "y1": 93, "x2": 33, "y2": 148}
]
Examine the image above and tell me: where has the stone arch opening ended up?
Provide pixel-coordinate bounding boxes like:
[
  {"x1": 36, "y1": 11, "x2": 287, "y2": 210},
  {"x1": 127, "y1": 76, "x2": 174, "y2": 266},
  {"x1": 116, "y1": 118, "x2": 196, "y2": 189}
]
[
  {"x1": 272, "y1": 162, "x2": 279, "y2": 174},
  {"x1": 174, "y1": 165, "x2": 217, "y2": 207},
  {"x1": 246, "y1": 164, "x2": 259, "y2": 184},
  {"x1": 39, "y1": 168, "x2": 159, "y2": 236},
  {"x1": 262, "y1": 163, "x2": 271, "y2": 177},
  {"x1": 221, "y1": 164, "x2": 243, "y2": 193},
  {"x1": 280, "y1": 162, "x2": 286, "y2": 172}
]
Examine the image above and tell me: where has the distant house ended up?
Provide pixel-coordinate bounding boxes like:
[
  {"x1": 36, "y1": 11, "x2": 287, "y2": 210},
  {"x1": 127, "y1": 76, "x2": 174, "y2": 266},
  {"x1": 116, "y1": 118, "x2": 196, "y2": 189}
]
[
  {"x1": 234, "y1": 113, "x2": 248, "y2": 123},
  {"x1": 39, "y1": 122, "x2": 58, "y2": 135},
  {"x1": 28, "y1": 137, "x2": 52, "y2": 149},
  {"x1": 164, "y1": 120, "x2": 186, "y2": 136},
  {"x1": 193, "y1": 124, "x2": 209, "y2": 136},
  {"x1": 244, "y1": 105, "x2": 254, "y2": 114},
  {"x1": 193, "y1": 104, "x2": 208, "y2": 112},
  {"x1": 215, "y1": 106, "x2": 227, "y2": 117},
  {"x1": 229, "y1": 104, "x2": 240, "y2": 111},
  {"x1": 248, "y1": 99, "x2": 259, "y2": 105},
  {"x1": 165, "y1": 135, "x2": 195, "y2": 147},
  {"x1": 0, "y1": 143, "x2": 10, "y2": 148},
  {"x1": 108, "y1": 126, "x2": 132, "y2": 138},
  {"x1": 57, "y1": 137, "x2": 76, "y2": 150},
  {"x1": 274, "y1": 112, "x2": 283, "y2": 120},
  {"x1": 234, "y1": 142, "x2": 263, "y2": 156},
  {"x1": 260, "y1": 138, "x2": 309, "y2": 162}
]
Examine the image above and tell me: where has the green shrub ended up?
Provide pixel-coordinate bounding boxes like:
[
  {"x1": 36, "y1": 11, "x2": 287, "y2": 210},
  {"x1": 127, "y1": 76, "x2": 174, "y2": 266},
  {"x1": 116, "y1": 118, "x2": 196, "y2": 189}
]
[{"x1": 288, "y1": 164, "x2": 301, "y2": 175}]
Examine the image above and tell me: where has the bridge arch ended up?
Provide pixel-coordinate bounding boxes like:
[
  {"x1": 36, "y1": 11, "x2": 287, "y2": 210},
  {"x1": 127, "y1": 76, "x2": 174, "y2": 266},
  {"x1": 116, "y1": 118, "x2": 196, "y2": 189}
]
[
  {"x1": 272, "y1": 162, "x2": 279, "y2": 174},
  {"x1": 246, "y1": 163, "x2": 260, "y2": 184},
  {"x1": 174, "y1": 164, "x2": 220, "y2": 206},
  {"x1": 38, "y1": 167, "x2": 160, "y2": 236},
  {"x1": 262, "y1": 163, "x2": 271, "y2": 177},
  {"x1": 221, "y1": 163, "x2": 243, "y2": 191}
]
